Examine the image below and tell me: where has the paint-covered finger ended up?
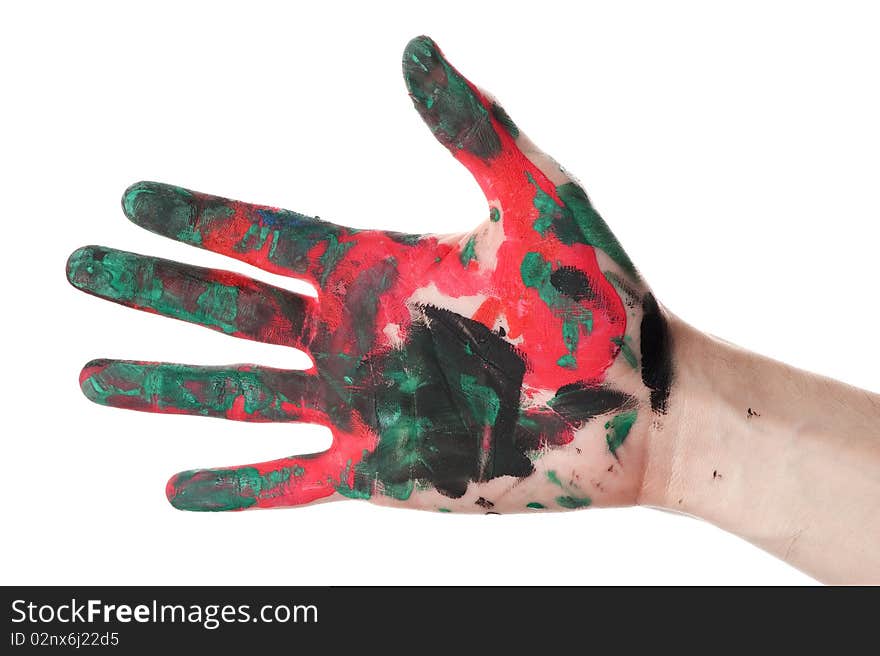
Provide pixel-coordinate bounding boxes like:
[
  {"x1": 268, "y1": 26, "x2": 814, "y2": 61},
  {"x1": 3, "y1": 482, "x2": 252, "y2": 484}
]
[
  {"x1": 404, "y1": 36, "x2": 505, "y2": 161},
  {"x1": 403, "y1": 36, "x2": 539, "y2": 205},
  {"x1": 401, "y1": 35, "x2": 637, "y2": 279},
  {"x1": 121, "y1": 181, "x2": 357, "y2": 287},
  {"x1": 66, "y1": 245, "x2": 317, "y2": 349},
  {"x1": 166, "y1": 429, "x2": 376, "y2": 510},
  {"x1": 79, "y1": 360, "x2": 326, "y2": 423}
]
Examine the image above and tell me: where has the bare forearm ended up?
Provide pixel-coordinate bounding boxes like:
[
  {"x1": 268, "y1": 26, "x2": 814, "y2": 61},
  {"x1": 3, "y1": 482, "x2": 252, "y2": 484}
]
[{"x1": 642, "y1": 314, "x2": 880, "y2": 583}]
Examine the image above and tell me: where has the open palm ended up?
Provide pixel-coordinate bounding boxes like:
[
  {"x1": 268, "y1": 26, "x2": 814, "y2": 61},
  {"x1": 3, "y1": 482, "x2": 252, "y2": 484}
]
[{"x1": 67, "y1": 36, "x2": 672, "y2": 513}]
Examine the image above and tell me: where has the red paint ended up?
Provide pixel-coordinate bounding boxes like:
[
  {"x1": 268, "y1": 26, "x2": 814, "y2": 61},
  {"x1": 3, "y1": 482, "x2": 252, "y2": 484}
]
[
  {"x1": 81, "y1": 39, "x2": 633, "y2": 511},
  {"x1": 182, "y1": 414, "x2": 379, "y2": 510}
]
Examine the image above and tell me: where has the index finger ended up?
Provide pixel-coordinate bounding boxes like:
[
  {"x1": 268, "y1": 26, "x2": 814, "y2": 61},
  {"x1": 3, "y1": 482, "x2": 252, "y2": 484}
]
[{"x1": 122, "y1": 181, "x2": 356, "y2": 288}]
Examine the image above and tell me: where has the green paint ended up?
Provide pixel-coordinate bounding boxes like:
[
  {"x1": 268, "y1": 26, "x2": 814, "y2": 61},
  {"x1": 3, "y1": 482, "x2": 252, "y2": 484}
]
[
  {"x1": 169, "y1": 469, "x2": 256, "y2": 511},
  {"x1": 169, "y1": 465, "x2": 298, "y2": 511},
  {"x1": 521, "y1": 173, "x2": 637, "y2": 276},
  {"x1": 489, "y1": 207, "x2": 501, "y2": 222},
  {"x1": 238, "y1": 223, "x2": 273, "y2": 252},
  {"x1": 121, "y1": 181, "x2": 355, "y2": 286},
  {"x1": 460, "y1": 235, "x2": 477, "y2": 267},
  {"x1": 556, "y1": 183, "x2": 637, "y2": 275},
  {"x1": 611, "y1": 336, "x2": 638, "y2": 369},
  {"x1": 459, "y1": 374, "x2": 500, "y2": 426},
  {"x1": 490, "y1": 102, "x2": 520, "y2": 138},
  {"x1": 349, "y1": 337, "x2": 441, "y2": 494},
  {"x1": 387, "y1": 369, "x2": 424, "y2": 395},
  {"x1": 336, "y1": 484, "x2": 371, "y2": 500},
  {"x1": 123, "y1": 183, "x2": 204, "y2": 246},
  {"x1": 383, "y1": 479, "x2": 415, "y2": 501},
  {"x1": 521, "y1": 251, "x2": 593, "y2": 368},
  {"x1": 556, "y1": 495, "x2": 591, "y2": 509},
  {"x1": 267, "y1": 229, "x2": 281, "y2": 260},
  {"x1": 318, "y1": 234, "x2": 356, "y2": 286},
  {"x1": 348, "y1": 306, "x2": 529, "y2": 500},
  {"x1": 546, "y1": 471, "x2": 590, "y2": 508},
  {"x1": 526, "y1": 502, "x2": 545, "y2": 509},
  {"x1": 605, "y1": 410, "x2": 638, "y2": 455},
  {"x1": 403, "y1": 36, "x2": 501, "y2": 159},
  {"x1": 195, "y1": 284, "x2": 239, "y2": 334},
  {"x1": 335, "y1": 460, "x2": 372, "y2": 499},
  {"x1": 517, "y1": 414, "x2": 541, "y2": 434},
  {"x1": 67, "y1": 247, "x2": 242, "y2": 334},
  {"x1": 527, "y1": 172, "x2": 562, "y2": 236},
  {"x1": 369, "y1": 400, "x2": 435, "y2": 478},
  {"x1": 561, "y1": 318, "x2": 581, "y2": 359},
  {"x1": 80, "y1": 360, "x2": 317, "y2": 423},
  {"x1": 520, "y1": 251, "x2": 554, "y2": 295},
  {"x1": 438, "y1": 507, "x2": 452, "y2": 513}
]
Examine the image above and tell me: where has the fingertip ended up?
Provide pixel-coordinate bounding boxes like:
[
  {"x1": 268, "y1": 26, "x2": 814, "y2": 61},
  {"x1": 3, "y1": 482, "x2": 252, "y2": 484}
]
[
  {"x1": 79, "y1": 358, "x2": 111, "y2": 403},
  {"x1": 403, "y1": 34, "x2": 440, "y2": 64},
  {"x1": 65, "y1": 245, "x2": 89, "y2": 286},
  {"x1": 165, "y1": 472, "x2": 184, "y2": 510},
  {"x1": 166, "y1": 468, "x2": 258, "y2": 512},
  {"x1": 80, "y1": 358, "x2": 111, "y2": 381},
  {"x1": 121, "y1": 181, "x2": 200, "y2": 245},
  {"x1": 401, "y1": 35, "x2": 502, "y2": 162},
  {"x1": 65, "y1": 245, "x2": 106, "y2": 290},
  {"x1": 402, "y1": 35, "x2": 443, "y2": 102},
  {"x1": 121, "y1": 181, "x2": 159, "y2": 220}
]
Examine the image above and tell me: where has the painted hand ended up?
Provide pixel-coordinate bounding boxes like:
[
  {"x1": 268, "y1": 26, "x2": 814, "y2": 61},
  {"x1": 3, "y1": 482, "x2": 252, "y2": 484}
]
[{"x1": 67, "y1": 36, "x2": 673, "y2": 513}]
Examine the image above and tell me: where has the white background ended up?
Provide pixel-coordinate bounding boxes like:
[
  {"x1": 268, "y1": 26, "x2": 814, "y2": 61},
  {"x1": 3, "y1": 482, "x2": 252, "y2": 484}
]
[{"x1": 2, "y1": 1, "x2": 877, "y2": 585}]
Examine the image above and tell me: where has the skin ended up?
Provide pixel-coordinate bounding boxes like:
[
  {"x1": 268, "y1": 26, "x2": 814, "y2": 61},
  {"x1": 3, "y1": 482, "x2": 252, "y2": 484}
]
[
  {"x1": 641, "y1": 323, "x2": 880, "y2": 584},
  {"x1": 67, "y1": 36, "x2": 668, "y2": 515},
  {"x1": 67, "y1": 36, "x2": 880, "y2": 583}
]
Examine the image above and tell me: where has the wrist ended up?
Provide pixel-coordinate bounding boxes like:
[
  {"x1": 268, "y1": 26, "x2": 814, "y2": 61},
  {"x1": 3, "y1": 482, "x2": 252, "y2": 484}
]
[
  {"x1": 637, "y1": 309, "x2": 880, "y2": 582},
  {"x1": 637, "y1": 310, "x2": 699, "y2": 510},
  {"x1": 637, "y1": 313, "x2": 779, "y2": 521}
]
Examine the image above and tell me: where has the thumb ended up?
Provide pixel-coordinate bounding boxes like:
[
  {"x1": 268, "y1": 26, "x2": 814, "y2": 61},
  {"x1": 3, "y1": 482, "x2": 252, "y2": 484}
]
[
  {"x1": 403, "y1": 35, "x2": 536, "y2": 207},
  {"x1": 403, "y1": 36, "x2": 637, "y2": 278}
]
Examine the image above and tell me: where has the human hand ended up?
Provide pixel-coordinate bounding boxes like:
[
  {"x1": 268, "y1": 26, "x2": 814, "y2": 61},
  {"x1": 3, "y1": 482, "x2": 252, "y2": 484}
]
[{"x1": 66, "y1": 35, "x2": 673, "y2": 513}]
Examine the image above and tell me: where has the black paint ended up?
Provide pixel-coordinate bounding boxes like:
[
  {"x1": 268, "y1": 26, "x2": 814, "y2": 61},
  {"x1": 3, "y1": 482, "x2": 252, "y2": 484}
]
[
  {"x1": 403, "y1": 36, "x2": 502, "y2": 161},
  {"x1": 352, "y1": 305, "x2": 531, "y2": 498},
  {"x1": 550, "y1": 266, "x2": 595, "y2": 302},
  {"x1": 548, "y1": 382, "x2": 636, "y2": 424},
  {"x1": 640, "y1": 293, "x2": 673, "y2": 414},
  {"x1": 490, "y1": 102, "x2": 520, "y2": 138}
]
